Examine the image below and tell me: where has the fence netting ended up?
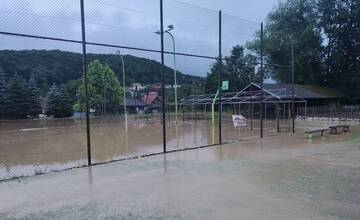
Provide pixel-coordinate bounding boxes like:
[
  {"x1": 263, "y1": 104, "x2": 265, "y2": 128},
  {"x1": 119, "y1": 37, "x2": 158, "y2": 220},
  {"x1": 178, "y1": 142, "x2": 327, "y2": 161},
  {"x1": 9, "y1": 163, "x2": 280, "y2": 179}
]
[
  {"x1": 220, "y1": 13, "x2": 265, "y2": 142},
  {"x1": 0, "y1": 36, "x2": 87, "y2": 180},
  {"x1": 0, "y1": 0, "x2": 81, "y2": 41},
  {"x1": 163, "y1": 0, "x2": 219, "y2": 150},
  {"x1": 0, "y1": 0, "x2": 303, "y2": 180}
]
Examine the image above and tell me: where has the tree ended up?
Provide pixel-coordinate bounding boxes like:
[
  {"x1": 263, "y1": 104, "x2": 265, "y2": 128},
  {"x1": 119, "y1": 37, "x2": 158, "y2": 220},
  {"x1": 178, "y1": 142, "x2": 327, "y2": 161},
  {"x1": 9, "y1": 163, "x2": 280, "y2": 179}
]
[
  {"x1": 46, "y1": 85, "x2": 59, "y2": 118},
  {"x1": 225, "y1": 45, "x2": 259, "y2": 90},
  {"x1": 75, "y1": 60, "x2": 123, "y2": 115},
  {"x1": 66, "y1": 79, "x2": 81, "y2": 103},
  {"x1": 6, "y1": 74, "x2": 30, "y2": 119},
  {"x1": 0, "y1": 71, "x2": 42, "y2": 119},
  {"x1": 247, "y1": 0, "x2": 323, "y2": 84},
  {"x1": 58, "y1": 85, "x2": 73, "y2": 118},
  {"x1": 28, "y1": 75, "x2": 42, "y2": 118},
  {"x1": 46, "y1": 84, "x2": 73, "y2": 118},
  {"x1": 205, "y1": 45, "x2": 258, "y2": 93},
  {"x1": 318, "y1": 0, "x2": 360, "y2": 101},
  {"x1": 205, "y1": 59, "x2": 225, "y2": 93},
  {"x1": 0, "y1": 67, "x2": 8, "y2": 119},
  {"x1": 30, "y1": 65, "x2": 52, "y2": 96}
]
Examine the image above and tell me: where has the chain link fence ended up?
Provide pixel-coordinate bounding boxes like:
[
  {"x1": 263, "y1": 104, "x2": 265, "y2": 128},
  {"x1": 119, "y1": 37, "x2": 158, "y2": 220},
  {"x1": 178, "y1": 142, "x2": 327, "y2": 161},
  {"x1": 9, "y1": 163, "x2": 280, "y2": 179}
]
[{"x1": 0, "y1": 0, "x2": 296, "y2": 180}]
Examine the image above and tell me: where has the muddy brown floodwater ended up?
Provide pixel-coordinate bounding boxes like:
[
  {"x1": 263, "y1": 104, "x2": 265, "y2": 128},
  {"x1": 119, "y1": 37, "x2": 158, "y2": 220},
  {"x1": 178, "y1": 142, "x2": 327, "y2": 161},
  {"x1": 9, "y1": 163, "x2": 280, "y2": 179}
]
[
  {"x1": 0, "y1": 125, "x2": 359, "y2": 219},
  {"x1": 0, "y1": 116, "x2": 353, "y2": 180}
]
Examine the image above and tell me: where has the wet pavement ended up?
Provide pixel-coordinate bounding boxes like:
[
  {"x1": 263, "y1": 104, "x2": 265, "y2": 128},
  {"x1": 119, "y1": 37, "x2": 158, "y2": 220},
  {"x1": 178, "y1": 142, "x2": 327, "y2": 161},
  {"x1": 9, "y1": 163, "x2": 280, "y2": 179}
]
[{"x1": 0, "y1": 126, "x2": 360, "y2": 219}]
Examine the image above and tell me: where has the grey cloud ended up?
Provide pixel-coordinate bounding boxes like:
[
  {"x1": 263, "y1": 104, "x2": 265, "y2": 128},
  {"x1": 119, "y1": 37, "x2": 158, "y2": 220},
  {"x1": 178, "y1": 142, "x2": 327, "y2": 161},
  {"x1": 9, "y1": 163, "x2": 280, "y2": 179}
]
[{"x1": 0, "y1": 0, "x2": 277, "y2": 76}]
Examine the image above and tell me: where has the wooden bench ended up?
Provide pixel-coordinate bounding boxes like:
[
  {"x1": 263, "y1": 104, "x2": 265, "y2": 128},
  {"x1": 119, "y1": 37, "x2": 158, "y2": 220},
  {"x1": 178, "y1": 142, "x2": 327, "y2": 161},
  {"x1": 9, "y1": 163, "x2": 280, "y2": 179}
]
[
  {"x1": 305, "y1": 128, "x2": 329, "y2": 138},
  {"x1": 329, "y1": 125, "x2": 350, "y2": 135}
]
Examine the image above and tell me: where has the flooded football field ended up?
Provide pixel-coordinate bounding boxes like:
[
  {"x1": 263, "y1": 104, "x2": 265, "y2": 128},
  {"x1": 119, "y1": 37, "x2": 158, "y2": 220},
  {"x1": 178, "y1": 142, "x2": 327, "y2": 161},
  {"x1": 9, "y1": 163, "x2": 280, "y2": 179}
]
[
  {"x1": 0, "y1": 115, "x2": 352, "y2": 180},
  {"x1": 0, "y1": 116, "x2": 277, "y2": 179}
]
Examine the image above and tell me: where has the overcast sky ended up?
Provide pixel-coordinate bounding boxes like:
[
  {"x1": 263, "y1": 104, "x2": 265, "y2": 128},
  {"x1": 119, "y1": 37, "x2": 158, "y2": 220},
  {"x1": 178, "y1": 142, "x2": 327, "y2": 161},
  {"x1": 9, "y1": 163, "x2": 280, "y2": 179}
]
[
  {"x1": 0, "y1": 0, "x2": 278, "y2": 77},
  {"x1": 178, "y1": 0, "x2": 277, "y2": 23}
]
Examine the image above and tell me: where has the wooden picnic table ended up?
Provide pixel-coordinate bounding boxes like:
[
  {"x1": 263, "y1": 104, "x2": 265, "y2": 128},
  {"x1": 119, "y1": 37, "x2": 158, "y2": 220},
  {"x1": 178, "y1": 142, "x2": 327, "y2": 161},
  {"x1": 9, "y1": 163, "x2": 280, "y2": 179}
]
[
  {"x1": 329, "y1": 125, "x2": 350, "y2": 135},
  {"x1": 305, "y1": 128, "x2": 329, "y2": 138}
]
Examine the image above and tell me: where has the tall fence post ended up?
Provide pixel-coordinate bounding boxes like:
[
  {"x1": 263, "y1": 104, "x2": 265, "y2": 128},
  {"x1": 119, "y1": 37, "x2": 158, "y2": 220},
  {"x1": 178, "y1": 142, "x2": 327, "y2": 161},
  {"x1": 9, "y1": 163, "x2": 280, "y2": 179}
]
[
  {"x1": 160, "y1": 0, "x2": 166, "y2": 153},
  {"x1": 260, "y1": 22, "x2": 264, "y2": 138},
  {"x1": 291, "y1": 40, "x2": 295, "y2": 133},
  {"x1": 218, "y1": 10, "x2": 222, "y2": 145},
  {"x1": 80, "y1": 0, "x2": 91, "y2": 166},
  {"x1": 276, "y1": 102, "x2": 280, "y2": 132}
]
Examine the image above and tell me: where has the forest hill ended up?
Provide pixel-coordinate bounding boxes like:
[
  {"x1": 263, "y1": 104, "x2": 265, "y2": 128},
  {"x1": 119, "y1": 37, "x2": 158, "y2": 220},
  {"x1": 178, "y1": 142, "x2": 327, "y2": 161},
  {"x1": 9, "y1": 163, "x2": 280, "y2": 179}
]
[{"x1": 0, "y1": 50, "x2": 205, "y2": 119}]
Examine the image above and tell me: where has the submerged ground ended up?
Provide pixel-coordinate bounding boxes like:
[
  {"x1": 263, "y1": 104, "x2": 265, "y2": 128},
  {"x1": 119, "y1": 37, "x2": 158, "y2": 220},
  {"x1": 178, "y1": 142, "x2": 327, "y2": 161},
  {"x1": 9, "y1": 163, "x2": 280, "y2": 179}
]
[
  {"x1": 0, "y1": 127, "x2": 360, "y2": 219},
  {"x1": 0, "y1": 117, "x2": 290, "y2": 179}
]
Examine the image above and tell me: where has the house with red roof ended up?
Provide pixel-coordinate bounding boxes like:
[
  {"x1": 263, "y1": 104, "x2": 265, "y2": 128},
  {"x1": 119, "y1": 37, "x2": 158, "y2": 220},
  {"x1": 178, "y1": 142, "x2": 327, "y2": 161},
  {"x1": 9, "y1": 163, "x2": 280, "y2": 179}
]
[
  {"x1": 142, "y1": 91, "x2": 161, "y2": 106},
  {"x1": 142, "y1": 91, "x2": 161, "y2": 113}
]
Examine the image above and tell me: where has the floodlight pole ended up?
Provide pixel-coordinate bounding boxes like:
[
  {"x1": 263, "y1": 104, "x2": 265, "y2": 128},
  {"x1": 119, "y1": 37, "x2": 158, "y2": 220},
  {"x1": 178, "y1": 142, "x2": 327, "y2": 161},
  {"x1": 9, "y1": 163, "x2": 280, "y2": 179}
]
[
  {"x1": 260, "y1": 22, "x2": 264, "y2": 138},
  {"x1": 156, "y1": 26, "x2": 178, "y2": 124},
  {"x1": 212, "y1": 90, "x2": 220, "y2": 127},
  {"x1": 117, "y1": 51, "x2": 127, "y2": 126},
  {"x1": 80, "y1": 0, "x2": 91, "y2": 166},
  {"x1": 218, "y1": 10, "x2": 222, "y2": 145},
  {"x1": 291, "y1": 39, "x2": 295, "y2": 133},
  {"x1": 165, "y1": 31, "x2": 178, "y2": 124}
]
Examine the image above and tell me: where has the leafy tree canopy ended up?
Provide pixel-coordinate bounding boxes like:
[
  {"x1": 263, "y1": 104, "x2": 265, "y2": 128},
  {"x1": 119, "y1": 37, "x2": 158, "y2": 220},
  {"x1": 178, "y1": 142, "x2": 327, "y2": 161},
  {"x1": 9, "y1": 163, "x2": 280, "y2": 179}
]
[
  {"x1": 318, "y1": 0, "x2": 360, "y2": 100},
  {"x1": 75, "y1": 60, "x2": 123, "y2": 115},
  {"x1": 206, "y1": 45, "x2": 258, "y2": 93},
  {"x1": 247, "y1": 0, "x2": 323, "y2": 85}
]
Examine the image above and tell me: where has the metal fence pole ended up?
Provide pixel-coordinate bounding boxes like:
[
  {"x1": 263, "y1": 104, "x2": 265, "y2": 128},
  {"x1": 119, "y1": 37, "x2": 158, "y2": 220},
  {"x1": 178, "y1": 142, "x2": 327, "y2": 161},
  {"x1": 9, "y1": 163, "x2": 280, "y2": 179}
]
[
  {"x1": 260, "y1": 22, "x2": 264, "y2": 138},
  {"x1": 276, "y1": 102, "x2": 280, "y2": 132},
  {"x1": 218, "y1": 10, "x2": 222, "y2": 145},
  {"x1": 264, "y1": 102, "x2": 267, "y2": 128},
  {"x1": 160, "y1": 0, "x2": 166, "y2": 153},
  {"x1": 291, "y1": 40, "x2": 295, "y2": 133},
  {"x1": 80, "y1": 0, "x2": 91, "y2": 166}
]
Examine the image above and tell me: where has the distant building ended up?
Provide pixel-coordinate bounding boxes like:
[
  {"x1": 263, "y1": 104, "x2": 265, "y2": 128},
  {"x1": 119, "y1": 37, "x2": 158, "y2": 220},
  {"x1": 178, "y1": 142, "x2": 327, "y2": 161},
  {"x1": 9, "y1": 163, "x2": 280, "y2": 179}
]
[
  {"x1": 142, "y1": 91, "x2": 161, "y2": 113},
  {"x1": 124, "y1": 97, "x2": 145, "y2": 114},
  {"x1": 142, "y1": 91, "x2": 161, "y2": 106},
  {"x1": 264, "y1": 84, "x2": 347, "y2": 106},
  {"x1": 73, "y1": 109, "x2": 95, "y2": 118},
  {"x1": 129, "y1": 83, "x2": 145, "y2": 98},
  {"x1": 130, "y1": 83, "x2": 144, "y2": 92}
]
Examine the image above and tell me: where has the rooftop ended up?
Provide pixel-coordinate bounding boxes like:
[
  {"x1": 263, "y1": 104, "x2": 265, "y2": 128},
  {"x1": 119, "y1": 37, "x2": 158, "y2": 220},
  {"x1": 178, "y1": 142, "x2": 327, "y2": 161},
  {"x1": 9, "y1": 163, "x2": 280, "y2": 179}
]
[
  {"x1": 263, "y1": 84, "x2": 347, "y2": 99},
  {"x1": 179, "y1": 83, "x2": 347, "y2": 106}
]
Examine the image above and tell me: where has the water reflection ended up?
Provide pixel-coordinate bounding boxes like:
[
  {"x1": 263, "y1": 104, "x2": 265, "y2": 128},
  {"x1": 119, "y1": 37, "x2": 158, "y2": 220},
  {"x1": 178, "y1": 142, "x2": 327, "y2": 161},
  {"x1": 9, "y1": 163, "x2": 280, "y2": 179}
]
[
  {"x1": 87, "y1": 166, "x2": 93, "y2": 188},
  {"x1": 216, "y1": 146, "x2": 225, "y2": 161},
  {"x1": 1, "y1": 117, "x2": 218, "y2": 179},
  {"x1": 163, "y1": 154, "x2": 167, "y2": 174}
]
